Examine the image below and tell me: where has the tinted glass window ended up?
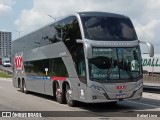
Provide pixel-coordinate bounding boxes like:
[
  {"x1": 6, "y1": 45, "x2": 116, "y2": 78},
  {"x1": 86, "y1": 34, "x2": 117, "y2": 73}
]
[
  {"x1": 81, "y1": 16, "x2": 137, "y2": 41},
  {"x1": 24, "y1": 59, "x2": 49, "y2": 76},
  {"x1": 54, "y1": 22, "x2": 63, "y2": 41},
  {"x1": 24, "y1": 58, "x2": 68, "y2": 77},
  {"x1": 58, "y1": 16, "x2": 86, "y2": 83},
  {"x1": 74, "y1": 45, "x2": 86, "y2": 75},
  {"x1": 77, "y1": 61, "x2": 86, "y2": 77},
  {"x1": 61, "y1": 16, "x2": 82, "y2": 53},
  {"x1": 62, "y1": 16, "x2": 82, "y2": 41},
  {"x1": 89, "y1": 47, "x2": 142, "y2": 82},
  {"x1": 49, "y1": 58, "x2": 68, "y2": 77},
  {"x1": 74, "y1": 44, "x2": 87, "y2": 84}
]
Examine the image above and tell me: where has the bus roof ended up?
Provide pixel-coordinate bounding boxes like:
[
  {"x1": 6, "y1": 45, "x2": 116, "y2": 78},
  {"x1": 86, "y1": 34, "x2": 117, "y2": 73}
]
[{"x1": 77, "y1": 11, "x2": 128, "y2": 18}]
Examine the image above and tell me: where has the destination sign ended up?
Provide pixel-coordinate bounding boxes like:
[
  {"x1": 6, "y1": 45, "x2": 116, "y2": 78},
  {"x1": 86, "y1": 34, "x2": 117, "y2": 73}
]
[
  {"x1": 92, "y1": 48, "x2": 112, "y2": 57},
  {"x1": 93, "y1": 48, "x2": 112, "y2": 52}
]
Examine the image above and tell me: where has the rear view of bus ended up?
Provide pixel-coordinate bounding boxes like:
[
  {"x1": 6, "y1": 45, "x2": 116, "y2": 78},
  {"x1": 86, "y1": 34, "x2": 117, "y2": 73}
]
[{"x1": 75, "y1": 12, "x2": 154, "y2": 104}]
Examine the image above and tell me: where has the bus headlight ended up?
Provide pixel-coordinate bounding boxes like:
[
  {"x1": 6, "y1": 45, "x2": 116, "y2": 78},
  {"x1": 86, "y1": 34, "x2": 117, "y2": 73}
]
[
  {"x1": 135, "y1": 83, "x2": 143, "y2": 91},
  {"x1": 91, "y1": 85, "x2": 105, "y2": 93}
]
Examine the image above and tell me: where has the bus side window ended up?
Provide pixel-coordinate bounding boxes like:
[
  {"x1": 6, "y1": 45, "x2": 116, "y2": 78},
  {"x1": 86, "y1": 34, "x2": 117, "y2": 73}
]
[
  {"x1": 49, "y1": 58, "x2": 68, "y2": 77},
  {"x1": 78, "y1": 61, "x2": 86, "y2": 77},
  {"x1": 62, "y1": 16, "x2": 82, "y2": 54},
  {"x1": 54, "y1": 22, "x2": 63, "y2": 41},
  {"x1": 77, "y1": 60, "x2": 87, "y2": 84}
]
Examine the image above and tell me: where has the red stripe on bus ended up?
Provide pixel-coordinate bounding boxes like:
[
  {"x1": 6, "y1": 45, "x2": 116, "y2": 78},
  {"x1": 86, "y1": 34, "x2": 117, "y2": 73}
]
[{"x1": 52, "y1": 76, "x2": 67, "y2": 81}]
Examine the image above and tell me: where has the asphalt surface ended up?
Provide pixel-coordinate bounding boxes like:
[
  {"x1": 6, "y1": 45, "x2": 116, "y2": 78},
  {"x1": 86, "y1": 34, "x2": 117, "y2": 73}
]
[
  {"x1": 0, "y1": 78, "x2": 160, "y2": 120},
  {"x1": 0, "y1": 65, "x2": 12, "y2": 74}
]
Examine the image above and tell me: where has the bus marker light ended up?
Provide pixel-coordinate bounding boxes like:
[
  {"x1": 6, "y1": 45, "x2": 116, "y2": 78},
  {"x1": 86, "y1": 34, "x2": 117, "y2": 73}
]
[
  {"x1": 92, "y1": 96, "x2": 97, "y2": 100},
  {"x1": 80, "y1": 90, "x2": 85, "y2": 96}
]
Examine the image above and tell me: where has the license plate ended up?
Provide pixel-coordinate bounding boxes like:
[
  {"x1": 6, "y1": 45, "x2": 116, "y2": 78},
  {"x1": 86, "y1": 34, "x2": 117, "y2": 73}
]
[{"x1": 116, "y1": 93, "x2": 126, "y2": 99}]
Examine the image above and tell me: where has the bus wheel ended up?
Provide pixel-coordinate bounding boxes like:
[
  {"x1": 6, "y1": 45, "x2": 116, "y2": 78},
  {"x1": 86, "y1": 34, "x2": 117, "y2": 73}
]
[
  {"x1": 56, "y1": 84, "x2": 65, "y2": 104},
  {"x1": 23, "y1": 80, "x2": 29, "y2": 94},
  {"x1": 66, "y1": 89, "x2": 76, "y2": 107},
  {"x1": 20, "y1": 80, "x2": 24, "y2": 93}
]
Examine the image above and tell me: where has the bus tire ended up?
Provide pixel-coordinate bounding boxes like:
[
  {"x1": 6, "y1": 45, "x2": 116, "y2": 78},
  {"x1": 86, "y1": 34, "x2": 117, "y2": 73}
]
[
  {"x1": 66, "y1": 89, "x2": 76, "y2": 107},
  {"x1": 20, "y1": 80, "x2": 24, "y2": 93},
  {"x1": 23, "y1": 80, "x2": 29, "y2": 94},
  {"x1": 56, "y1": 84, "x2": 65, "y2": 104}
]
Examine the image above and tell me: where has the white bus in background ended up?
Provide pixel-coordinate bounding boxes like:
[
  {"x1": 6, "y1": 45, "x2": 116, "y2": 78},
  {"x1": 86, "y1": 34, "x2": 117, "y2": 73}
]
[{"x1": 142, "y1": 54, "x2": 160, "y2": 74}]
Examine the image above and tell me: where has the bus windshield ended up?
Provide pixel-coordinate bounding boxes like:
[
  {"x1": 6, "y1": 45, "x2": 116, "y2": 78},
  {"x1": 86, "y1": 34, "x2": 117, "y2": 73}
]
[
  {"x1": 81, "y1": 16, "x2": 137, "y2": 41},
  {"x1": 89, "y1": 47, "x2": 142, "y2": 81}
]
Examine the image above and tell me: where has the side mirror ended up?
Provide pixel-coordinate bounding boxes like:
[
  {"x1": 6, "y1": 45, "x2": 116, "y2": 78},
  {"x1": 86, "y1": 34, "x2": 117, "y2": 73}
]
[
  {"x1": 139, "y1": 41, "x2": 154, "y2": 57},
  {"x1": 76, "y1": 39, "x2": 83, "y2": 43},
  {"x1": 76, "y1": 39, "x2": 92, "y2": 59},
  {"x1": 84, "y1": 43, "x2": 92, "y2": 59}
]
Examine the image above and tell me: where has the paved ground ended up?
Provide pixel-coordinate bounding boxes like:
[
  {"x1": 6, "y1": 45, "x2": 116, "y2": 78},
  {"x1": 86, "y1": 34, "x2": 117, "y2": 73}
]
[
  {"x1": 0, "y1": 78, "x2": 160, "y2": 120},
  {"x1": 0, "y1": 65, "x2": 12, "y2": 74}
]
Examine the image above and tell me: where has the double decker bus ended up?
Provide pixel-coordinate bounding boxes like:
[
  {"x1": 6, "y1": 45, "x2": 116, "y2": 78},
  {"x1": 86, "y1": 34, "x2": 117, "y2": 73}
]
[{"x1": 12, "y1": 12, "x2": 154, "y2": 107}]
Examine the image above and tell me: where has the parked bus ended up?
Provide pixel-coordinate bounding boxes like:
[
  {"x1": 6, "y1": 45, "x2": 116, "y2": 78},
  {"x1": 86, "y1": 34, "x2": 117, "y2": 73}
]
[
  {"x1": 142, "y1": 54, "x2": 160, "y2": 75},
  {"x1": 12, "y1": 12, "x2": 154, "y2": 106}
]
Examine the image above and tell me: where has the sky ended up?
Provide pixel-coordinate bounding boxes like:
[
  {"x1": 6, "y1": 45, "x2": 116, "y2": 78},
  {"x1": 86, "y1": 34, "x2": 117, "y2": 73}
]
[{"x1": 0, "y1": 0, "x2": 160, "y2": 53}]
